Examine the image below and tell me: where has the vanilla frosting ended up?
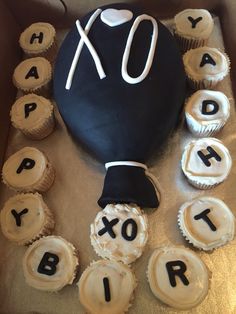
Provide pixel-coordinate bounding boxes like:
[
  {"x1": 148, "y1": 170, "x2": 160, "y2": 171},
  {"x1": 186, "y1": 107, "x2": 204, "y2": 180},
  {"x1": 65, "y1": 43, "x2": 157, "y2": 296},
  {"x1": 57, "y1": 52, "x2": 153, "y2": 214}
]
[
  {"x1": 2, "y1": 147, "x2": 48, "y2": 190},
  {"x1": 90, "y1": 204, "x2": 148, "y2": 264},
  {"x1": 178, "y1": 197, "x2": 235, "y2": 250},
  {"x1": 185, "y1": 90, "x2": 230, "y2": 135},
  {"x1": 181, "y1": 138, "x2": 232, "y2": 187},
  {"x1": 10, "y1": 94, "x2": 53, "y2": 131},
  {"x1": 147, "y1": 247, "x2": 209, "y2": 310},
  {"x1": 13, "y1": 57, "x2": 52, "y2": 91},
  {"x1": 78, "y1": 259, "x2": 136, "y2": 314},
  {"x1": 183, "y1": 47, "x2": 229, "y2": 82},
  {"x1": 23, "y1": 236, "x2": 78, "y2": 291},
  {"x1": 0, "y1": 193, "x2": 54, "y2": 245},
  {"x1": 174, "y1": 9, "x2": 214, "y2": 39},
  {"x1": 19, "y1": 22, "x2": 56, "y2": 54}
]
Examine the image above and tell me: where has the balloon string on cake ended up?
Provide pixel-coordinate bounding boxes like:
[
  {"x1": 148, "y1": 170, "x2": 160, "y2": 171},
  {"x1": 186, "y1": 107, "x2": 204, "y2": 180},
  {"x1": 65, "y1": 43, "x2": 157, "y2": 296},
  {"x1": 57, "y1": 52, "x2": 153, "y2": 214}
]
[
  {"x1": 105, "y1": 161, "x2": 162, "y2": 203},
  {"x1": 65, "y1": 8, "x2": 105, "y2": 90}
]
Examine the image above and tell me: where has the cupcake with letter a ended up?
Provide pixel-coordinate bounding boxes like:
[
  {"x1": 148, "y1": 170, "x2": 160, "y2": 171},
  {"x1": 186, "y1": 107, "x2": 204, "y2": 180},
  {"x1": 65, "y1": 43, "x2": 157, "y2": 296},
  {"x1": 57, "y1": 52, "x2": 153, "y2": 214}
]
[
  {"x1": 13, "y1": 57, "x2": 52, "y2": 96},
  {"x1": 0, "y1": 193, "x2": 54, "y2": 245},
  {"x1": 23, "y1": 235, "x2": 79, "y2": 291},
  {"x1": 147, "y1": 246, "x2": 209, "y2": 310},
  {"x1": 78, "y1": 259, "x2": 136, "y2": 314},
  {"x1": 183, "y1": 47, "x2": 230, "y2": 89},
  {"x1": 181, "y1": 138, "x2": 232, "y2": 189},
  {"x1": 10, "y1": 94, "x2": 55, "y2": 140},
  {"x1": 19, "y1": 22, "x2": 56, "y2": 61},
  {"x1": 178, "y1": 197, "x2": 235, "y2": 250},
  {"x1": 2, "y1": 147, "x2": 55, "y2": 192},
  {"x1": 185, "y1": 90, "x2": 230, "y2": 136},
  {"x1": 174, "y1": 9, "x2": 214, "y2": 51}
]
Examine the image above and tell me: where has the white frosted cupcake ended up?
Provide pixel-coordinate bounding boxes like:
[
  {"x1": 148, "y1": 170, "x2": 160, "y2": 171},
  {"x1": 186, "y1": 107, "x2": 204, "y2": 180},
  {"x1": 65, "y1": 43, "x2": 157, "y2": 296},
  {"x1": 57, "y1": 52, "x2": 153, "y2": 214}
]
[
  {"x1": 147, "y1": 246, "x2": 209, "y2": 310},
  {"x1": 10, "y1": 94, "x2": 55, "y2": 140},
  {"x1": 0, "y1": 193, "x2": 54, "y2": 245},
  {"x1": 78, "y1": 259, "x2": 136, "y2": 314},
  {"x1": 178, "y1": 197, "x2": 235, "y2": 250},
  {"x1": 90, "y1": 203, "x2": 148, "y2": 264},
  {"x1": 13, "y1": 57, "x2": 52, "y2": 96},
  {"x1": 23, "y1": 235, "x2": 79, "y2": 291},
  {"x1": 2, "y1": 147, "x2": 55, "y2": 192},
  {"x1": 174, "y1": 9, "x2": 214, "y2": 51},
  {"x1": 183, "y1": 47, "x2": 230, "y2": 89},
  {"x1": 181, "y1": 138, "x2": 232, "y2": 189},
  {"x1": 19, "y1": 22, "x2": 56, "y2": 61},
  {"x1": 185, "y1": 90, "x2": 230, "y2": 136}
]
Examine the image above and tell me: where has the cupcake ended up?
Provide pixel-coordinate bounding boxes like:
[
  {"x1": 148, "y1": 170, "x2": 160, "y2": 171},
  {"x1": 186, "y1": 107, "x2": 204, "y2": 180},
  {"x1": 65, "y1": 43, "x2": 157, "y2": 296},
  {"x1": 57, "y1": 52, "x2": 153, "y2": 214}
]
[
  {"x1": 147, "y1": 246, "x2": 209, "y2": 310},
  {"x1": 0, "y1": 193, "x2": 54, "y2": 245},
  {"x1": 181, "y1": 138, "x2": 232, "y2": 189},
  {"x1": 10, "y1": 94, "x2": 55, "y2": 140},
  {"x1": 23, "y1": 235, "x2": 79, "y2": 291},
  {"x1": 178, "y1": 197, "x2": 235, "y2": 250},
  {"x1": 19, "y1": 22, "x2": 56, "y2": 61},
  {"x1": 13, "y1": 57, "x2": 52, "y2": 96},
  {"x1": 2, "y1": 146, "x2": 55, "y2": 192},
  {"x1": 174, "y1": 9, "x2": 214, "y2": 52},
  {"x1": 185, "y1": 90, "x2": 230, "y2": 136},
  {"x1": 78, "y1": 259, "x2": 136, "y2": 314},
  {"x1": 90, "y1": 203, "x2": 148, "y2": 264},
  {"x1": 183, "y1": 47, "x2": 230, "y2": 89}
]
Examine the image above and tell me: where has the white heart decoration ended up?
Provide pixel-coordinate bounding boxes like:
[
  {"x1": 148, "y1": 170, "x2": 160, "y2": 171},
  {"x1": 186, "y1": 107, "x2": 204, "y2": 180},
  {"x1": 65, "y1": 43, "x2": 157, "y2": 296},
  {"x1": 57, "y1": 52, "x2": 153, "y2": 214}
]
[{"x1": 101, "y1": 8, "x2": 133, "y2": 27}]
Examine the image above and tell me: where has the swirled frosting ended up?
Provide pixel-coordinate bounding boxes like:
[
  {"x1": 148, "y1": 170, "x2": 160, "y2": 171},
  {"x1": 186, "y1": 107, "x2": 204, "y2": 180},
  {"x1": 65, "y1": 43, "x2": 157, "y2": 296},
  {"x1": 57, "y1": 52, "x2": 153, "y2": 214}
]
[{"x1": 90, "y1": 204, "x2": 148, "y2": 264}]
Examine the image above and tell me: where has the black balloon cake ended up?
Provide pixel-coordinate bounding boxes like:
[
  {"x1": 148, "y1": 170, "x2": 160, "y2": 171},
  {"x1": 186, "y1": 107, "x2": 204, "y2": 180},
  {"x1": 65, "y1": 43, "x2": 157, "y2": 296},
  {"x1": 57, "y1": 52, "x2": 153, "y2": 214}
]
[{"x1": 54, "y1": 3, "x2": 186, "y2": 209}]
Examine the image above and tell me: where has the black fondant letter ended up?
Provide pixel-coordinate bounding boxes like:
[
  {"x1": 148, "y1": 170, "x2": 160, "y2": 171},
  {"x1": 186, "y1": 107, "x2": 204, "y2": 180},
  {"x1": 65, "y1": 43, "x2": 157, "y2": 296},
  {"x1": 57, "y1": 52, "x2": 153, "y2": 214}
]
[
  {"x1": 30, "y1": 32, "x2": 44, "y2": 44},
  {"x1": 24, "y1": 102, "x2": 37, "y2": 118},
  {"x1": 103, "y1": 277, "x2": 111, "y2": 302},
  {"x1": 201, "y1": 100, "x2": 219, "y2": 115},
  {"x1": 194, "y1": 208, "x2": 217, "y2": 231},
  {"x1": 37, "y1": 252, "x2": 59, "y2": 276},
  {"x1": 197, "y1": 146, "x2": 222, "y2": 167},
  {"x1": 121, "y1": 218, "x2": 138, "y2": 241},
  {"x1": 187, "y1": 16, "x2": 203, "y2": 28},
  {"x1": 166, "y1": 260, "x2": 189, "y2": 287},
  {"x1": 16, "y1": 158, "x2": 35, "y2": 174},
  {"x1": 98, "y1": 216, "x2": 119, "y2": 238},
  {"x1": 11, "y1": 208, "x2": 28, "y2": 227},
  {"x1": 25, "y1": 66, "x2": 39, "y2": 79},
  {"x1": 200, "y1": 53, "x2": 216, "y2": 67}
]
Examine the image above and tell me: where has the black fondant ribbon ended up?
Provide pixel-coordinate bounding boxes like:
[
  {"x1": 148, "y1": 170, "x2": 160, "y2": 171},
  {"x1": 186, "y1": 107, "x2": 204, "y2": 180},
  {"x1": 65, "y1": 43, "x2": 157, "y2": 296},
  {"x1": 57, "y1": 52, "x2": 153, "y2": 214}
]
[{"x1": 98, "y1": 165, "x2": 159, "y2": 209}]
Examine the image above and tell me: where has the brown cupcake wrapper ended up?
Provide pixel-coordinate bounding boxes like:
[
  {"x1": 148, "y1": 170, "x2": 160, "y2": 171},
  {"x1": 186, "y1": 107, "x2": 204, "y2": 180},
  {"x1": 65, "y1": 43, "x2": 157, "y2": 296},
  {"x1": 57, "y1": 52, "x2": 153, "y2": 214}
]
[
  {"x1": 175, "y1": 32, "x2": 208, "y2": 53},
  {"x1": 19, "y1": 112, "x2": 55, "y2": 140},
  {"x1": 34, "y1": 160, "x2": 55, "y2": 192}
]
